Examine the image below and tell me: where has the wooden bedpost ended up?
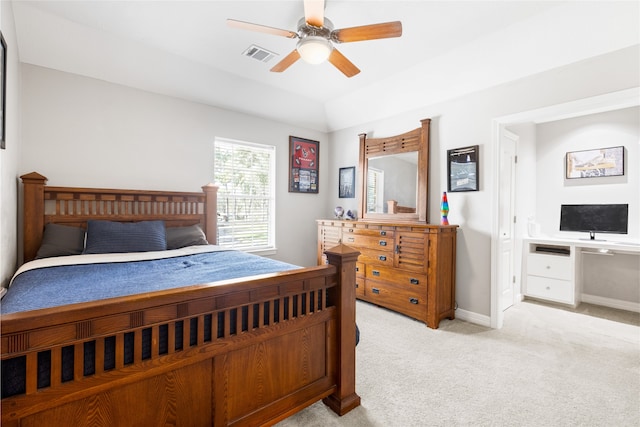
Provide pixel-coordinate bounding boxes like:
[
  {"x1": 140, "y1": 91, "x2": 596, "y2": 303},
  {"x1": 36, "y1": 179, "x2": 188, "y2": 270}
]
[
  {"x1": 323, "y1": 244, "x2": 361, "y2": 415},
  {"x1": 20, "y1": 172, "x2": 48, "y2": 263},
  {"x1": 201, "y1": 183, "x2": 219, "y2": 245}
]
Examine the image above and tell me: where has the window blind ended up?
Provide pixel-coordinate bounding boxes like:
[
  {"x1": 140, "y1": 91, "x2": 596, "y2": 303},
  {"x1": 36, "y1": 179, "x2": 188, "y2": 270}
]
[{"x1": 214, "y1": 139, "x2": 275, "y2": 251}]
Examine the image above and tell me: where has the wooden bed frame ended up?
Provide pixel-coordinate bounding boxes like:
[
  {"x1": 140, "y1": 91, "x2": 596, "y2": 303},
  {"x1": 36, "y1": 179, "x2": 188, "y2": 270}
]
[{"x1": 1, "y1": 172, "x2": 360, "y2": 426}]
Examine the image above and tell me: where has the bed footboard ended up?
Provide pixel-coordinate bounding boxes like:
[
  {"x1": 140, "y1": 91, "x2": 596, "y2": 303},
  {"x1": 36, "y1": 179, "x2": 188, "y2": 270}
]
[{"x1": 1, "y1": 246, "x2": 360, "y2": 426}]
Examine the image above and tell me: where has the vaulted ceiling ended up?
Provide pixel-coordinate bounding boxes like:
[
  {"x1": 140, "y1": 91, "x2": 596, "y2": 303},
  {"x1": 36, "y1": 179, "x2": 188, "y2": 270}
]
[{"x1": 12, "y1": 1, "x2": 640, "y2": 131}]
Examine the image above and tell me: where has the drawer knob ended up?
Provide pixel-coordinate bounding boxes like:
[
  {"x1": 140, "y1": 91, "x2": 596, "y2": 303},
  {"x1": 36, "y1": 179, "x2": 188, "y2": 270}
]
[
  {"x1": 379, "y1": 240, "x2": 387, "y2": 246},
  {"x1": 409, "y1": 297, "x2": 419, "y2": 304},
  {"x1": 372, "y1": 270, "x2": 380, "y2": 277},
  {"x1": 347, "y1": 237, "x2": 355, "y2": 242},
  {"x1": 378, "y1": 255, "x2": 387, "y2": 261},
  {"x1": 380, "y1": 231, "x2": 387, "y2": 236},
  {"x1": 410, "y1": 278, "x2": 419, "y2": 285},
  {"x1": 372, "y1": 287, "x2": 380, "y2": 294}
]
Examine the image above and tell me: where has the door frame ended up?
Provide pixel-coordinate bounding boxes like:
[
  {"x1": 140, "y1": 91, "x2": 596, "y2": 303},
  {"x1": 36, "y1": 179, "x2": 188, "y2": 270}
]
[
  {"x1": 498, "y1": 128, "x2": 518, "y2": 313},
  {"x1": 490, "y1": 87, "x2": 639, "y2": 329}
]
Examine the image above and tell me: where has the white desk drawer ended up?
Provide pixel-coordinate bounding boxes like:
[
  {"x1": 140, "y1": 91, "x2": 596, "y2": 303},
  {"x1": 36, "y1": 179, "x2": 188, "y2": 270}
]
[
  {"x1": 527, "y1": 254, "x2": 572, "y2": 281},
  {"x1": 526, "y1": 275, "x2": 574, "y2": 304}
]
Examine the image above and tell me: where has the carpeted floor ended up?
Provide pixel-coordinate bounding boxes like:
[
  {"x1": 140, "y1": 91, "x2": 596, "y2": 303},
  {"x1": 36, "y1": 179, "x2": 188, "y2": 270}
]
[{"x1": 277, "y1": 300, "x2": 640, "y2": 427}]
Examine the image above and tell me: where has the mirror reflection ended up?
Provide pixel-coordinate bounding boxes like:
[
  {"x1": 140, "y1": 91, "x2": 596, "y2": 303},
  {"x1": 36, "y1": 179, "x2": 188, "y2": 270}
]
[{"x1": 366, "y1": 152, "x2": 418, "y2": 214}]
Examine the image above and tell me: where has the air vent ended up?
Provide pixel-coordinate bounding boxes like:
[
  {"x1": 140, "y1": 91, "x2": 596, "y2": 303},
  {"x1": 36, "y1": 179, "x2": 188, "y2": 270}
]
[{"x1": 242, "y1": 45, "x2": 277, "y2": 63}]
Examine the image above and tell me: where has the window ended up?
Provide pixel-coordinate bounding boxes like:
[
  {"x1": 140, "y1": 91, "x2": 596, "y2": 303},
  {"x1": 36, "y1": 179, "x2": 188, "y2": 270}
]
[
  {"x1": 367, "y1": 167, "x2": 384, "y2": 213},
  {"x1": 214, "y1": 138, "x2": 275, "y2": 252}
]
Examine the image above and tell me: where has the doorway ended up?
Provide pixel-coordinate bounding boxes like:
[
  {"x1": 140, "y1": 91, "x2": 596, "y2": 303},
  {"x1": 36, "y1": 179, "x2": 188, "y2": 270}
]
[{"x1": 490, "y1": 87, "x2": 640, "y2": 329}]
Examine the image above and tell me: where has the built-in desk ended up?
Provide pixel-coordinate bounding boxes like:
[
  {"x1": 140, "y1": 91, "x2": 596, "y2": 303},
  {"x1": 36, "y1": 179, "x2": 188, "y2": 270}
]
[{"x1": 523, "y1": 237, "x2": 640, "y2": 310}]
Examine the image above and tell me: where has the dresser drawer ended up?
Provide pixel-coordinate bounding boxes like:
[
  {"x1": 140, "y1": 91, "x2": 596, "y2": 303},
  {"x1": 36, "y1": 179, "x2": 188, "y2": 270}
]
[
  {"x1": 357, "y1": 248, "x2": 394, "y2": 267},
  {"x1": 343, "y1": 227, "x2": 395, "y2": 238},
  {"x1": 343, "y1": 234, "x2": 394, "y2": 250},
  {"x1": 526, "y1": 275, "x2": 574, "y2": 304},
  {"x1": 356, "y1": 277, "x2": 365, "y2": 297},
  {"x1": 527, "y1": 254, "x2": 572, "y2": 281},
  {"x1": 365, "y1": 265, "x2": 427, "y2": 289},
  {"x1": 355, "y1": 262, "x2": 365, "y2": 277},
  {"x1": 365, "y1": 279, "x2": 426, "y2": 321}
]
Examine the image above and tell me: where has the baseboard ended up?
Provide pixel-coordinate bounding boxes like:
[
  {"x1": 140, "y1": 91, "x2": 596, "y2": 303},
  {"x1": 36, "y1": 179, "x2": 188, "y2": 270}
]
[
  {"x1": 580, "y1": 294, "x2": 640, "y2": 313},
  {"x1": 454, "y1": 308, "x2": 491, "y2": 327}
]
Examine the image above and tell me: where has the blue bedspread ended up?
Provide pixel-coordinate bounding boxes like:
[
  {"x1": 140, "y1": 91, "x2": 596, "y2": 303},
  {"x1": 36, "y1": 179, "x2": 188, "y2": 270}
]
[{"x1": 1, "y1": 249, "x2": 299, "y2": 314}]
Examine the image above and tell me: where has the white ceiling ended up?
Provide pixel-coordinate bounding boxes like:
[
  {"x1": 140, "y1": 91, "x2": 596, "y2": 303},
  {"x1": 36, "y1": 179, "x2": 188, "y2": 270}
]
[{"x1": 11, "y1": 1, "x2": 640, "y2": 132}]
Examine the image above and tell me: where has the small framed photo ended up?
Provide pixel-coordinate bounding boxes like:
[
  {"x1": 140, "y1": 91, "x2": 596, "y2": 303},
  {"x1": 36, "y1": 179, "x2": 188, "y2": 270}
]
[
  {"x1": 339, "y1": 166, "x2": 355, "y2": 198},
  {"x1": 565, "y1": 146, "x2": 624, "y2": 179},
  {"x1": 289, "y1": 136, "x2": 319, "y2": 193},
  {"x1": 448, "y1": 145, "x2": 479, "y2": 192}
]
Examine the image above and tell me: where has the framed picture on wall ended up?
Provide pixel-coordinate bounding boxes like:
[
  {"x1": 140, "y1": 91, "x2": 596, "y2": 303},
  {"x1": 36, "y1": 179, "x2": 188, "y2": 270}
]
[
  {"x1": 288, "y1": 136, "x2": 319, "y2": 193},
  {"x1": 565, "y1": 146, "x2": 624, "y2": 179},
  {"x1": 0, "y1": 31, "x2": 6, "y2": 150},
  {"x1": 447, "y1": 145, "x2": 479, "y2": 192},
  {"x1": 339, "y1": 166, "x2": 355, "y2": 198}
]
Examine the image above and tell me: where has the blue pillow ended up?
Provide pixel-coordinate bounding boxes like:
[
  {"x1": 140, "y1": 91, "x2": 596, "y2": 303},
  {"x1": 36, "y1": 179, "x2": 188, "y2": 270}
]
[{"x1": 83, "y1": 220, "x2": 167, "y2": 254}]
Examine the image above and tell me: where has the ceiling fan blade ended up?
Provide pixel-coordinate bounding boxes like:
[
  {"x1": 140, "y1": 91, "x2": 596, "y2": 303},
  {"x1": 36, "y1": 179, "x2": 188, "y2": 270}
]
[
  {"x1": 270, "y1": 50, "x2": 301, "y2": 73},
  {"x1": 227, "y1": 19, "x2": 298, "y2": 39},
  {"x1": 304, "y1": 0, "x2": 325, "y2": 27},
  {"x1": 333, "y1": 21, "x2": 402, "y2": 43},
  {"x1": 328, "y1": 48, "x2": 360, "y2": 78}
]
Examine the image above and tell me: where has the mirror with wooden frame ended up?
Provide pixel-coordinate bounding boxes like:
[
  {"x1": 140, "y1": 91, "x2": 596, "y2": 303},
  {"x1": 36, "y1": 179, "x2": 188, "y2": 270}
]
[{"x1": 357, "y1": 118, "x2": 431, "y2": 222}]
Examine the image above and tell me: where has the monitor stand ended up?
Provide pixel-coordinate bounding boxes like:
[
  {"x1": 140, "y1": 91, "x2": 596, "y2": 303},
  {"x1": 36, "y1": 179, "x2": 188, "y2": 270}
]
[{"x1": 580, "y1": 231, "x2": 605, "y2": 241}]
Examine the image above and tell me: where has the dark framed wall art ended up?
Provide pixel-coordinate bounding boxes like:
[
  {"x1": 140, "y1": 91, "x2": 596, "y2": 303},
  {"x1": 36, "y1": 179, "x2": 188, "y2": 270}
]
[
  {"x1": 447, "y1": 145, "x2": 479, "y2": 192},
  {"x1": 0, "y1": 31, "x2": 6, "y2": 149},
  {"x1": 339, "y1": 166, "x2": 355, "y2": 198},
  {"x1": 288, "y1": 136, "x2": 319, "y2": 193},
  {"x1": 565, "y1": 146, "x2": 624, "y2": 179}
]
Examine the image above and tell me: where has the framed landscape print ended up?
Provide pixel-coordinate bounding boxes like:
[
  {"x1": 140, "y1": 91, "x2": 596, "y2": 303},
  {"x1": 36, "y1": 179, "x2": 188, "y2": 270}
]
[
  {"x1": 565, "y1": 146, "x2": 624, "y2": 179},
  {"x1": 289, "y1": 136, "x2": 319, "y2": 193},
  {"x1": 447, "y1": 145, "x2": 479, "y2": 192}
]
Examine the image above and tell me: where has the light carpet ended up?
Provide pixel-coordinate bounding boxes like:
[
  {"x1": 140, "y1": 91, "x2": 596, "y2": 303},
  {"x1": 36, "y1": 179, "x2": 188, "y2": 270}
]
[{"x1": 277, "y1": 300, "x2": 640, "y2": 427}]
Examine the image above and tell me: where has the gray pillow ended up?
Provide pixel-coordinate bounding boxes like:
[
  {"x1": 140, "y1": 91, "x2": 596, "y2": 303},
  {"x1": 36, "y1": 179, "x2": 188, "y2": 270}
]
[
  {"x1": 166, "y1": 225, "x2": 209, "y2": 250},
  {"x1": 83, "y1": 220, "x2": 167, "y2": 254},
  {"x1": 36, "y1": 223, "x2": 86, "y2": 259}
]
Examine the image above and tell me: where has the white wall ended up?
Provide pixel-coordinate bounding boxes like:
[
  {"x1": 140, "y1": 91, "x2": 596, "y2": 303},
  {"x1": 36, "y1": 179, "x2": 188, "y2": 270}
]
[
  {"x1": 328, "y1": 46, "x2": 639, "y2": 318},
  {"x1": 535, "y1": 106, "x2": 639, "y2": 304},
  {"x1": 19, "y1": 64, "x2": 329, "y2": 267},
  {"x1": 0, "y1": 0, "x2": 22, "y2": 288},
  {"x1": 13, "y1": 42, "x2": 640, "y2": 322},
  {"x1": 536, "y1": 107, "x2": 639, "y2": 240}
]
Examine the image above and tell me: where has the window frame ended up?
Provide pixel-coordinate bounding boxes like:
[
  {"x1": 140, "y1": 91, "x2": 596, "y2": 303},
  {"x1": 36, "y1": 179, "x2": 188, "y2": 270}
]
[{"x1": 213, "y1": 137, "x2": 276, "y2": 254}]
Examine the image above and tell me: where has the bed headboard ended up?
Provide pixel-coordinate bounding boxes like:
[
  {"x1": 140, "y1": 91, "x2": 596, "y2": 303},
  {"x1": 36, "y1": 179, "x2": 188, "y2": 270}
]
[{"x1": 21, "y1": 172, "x2": 219, "y2": 263}]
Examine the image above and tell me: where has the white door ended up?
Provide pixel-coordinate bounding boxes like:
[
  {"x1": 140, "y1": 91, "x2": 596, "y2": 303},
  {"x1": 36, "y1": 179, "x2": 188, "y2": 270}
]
[{"x1": 498, "y1": 130, "x2": 518, "y2": 311}]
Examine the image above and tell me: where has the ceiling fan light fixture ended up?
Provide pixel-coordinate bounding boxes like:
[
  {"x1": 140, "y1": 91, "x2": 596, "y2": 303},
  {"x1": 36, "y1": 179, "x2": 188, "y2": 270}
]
[{"x1": 297, "y1": 36, "x2": 332, "y2": 64}]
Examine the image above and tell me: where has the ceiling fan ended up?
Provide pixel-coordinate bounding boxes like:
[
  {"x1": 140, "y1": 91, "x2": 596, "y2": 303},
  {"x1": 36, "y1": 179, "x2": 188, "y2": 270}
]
[{"x1": 227, "y1": 0, "x2": 402, "y2": 78}]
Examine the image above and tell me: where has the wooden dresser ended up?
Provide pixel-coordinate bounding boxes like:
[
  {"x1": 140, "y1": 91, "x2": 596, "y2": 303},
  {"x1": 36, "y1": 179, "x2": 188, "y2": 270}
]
[{"x1": 318, "y1": 219, "x2": 457, "y2": 329}]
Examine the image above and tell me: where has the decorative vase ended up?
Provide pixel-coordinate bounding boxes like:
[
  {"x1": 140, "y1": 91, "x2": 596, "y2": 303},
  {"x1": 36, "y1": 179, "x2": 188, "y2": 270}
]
[
  {"x1": 440, "y1": 192, "x2": 449, "y2": 225},
  {"x1": 334, "y1": 206, "x2": 344, "y2": 219}
]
